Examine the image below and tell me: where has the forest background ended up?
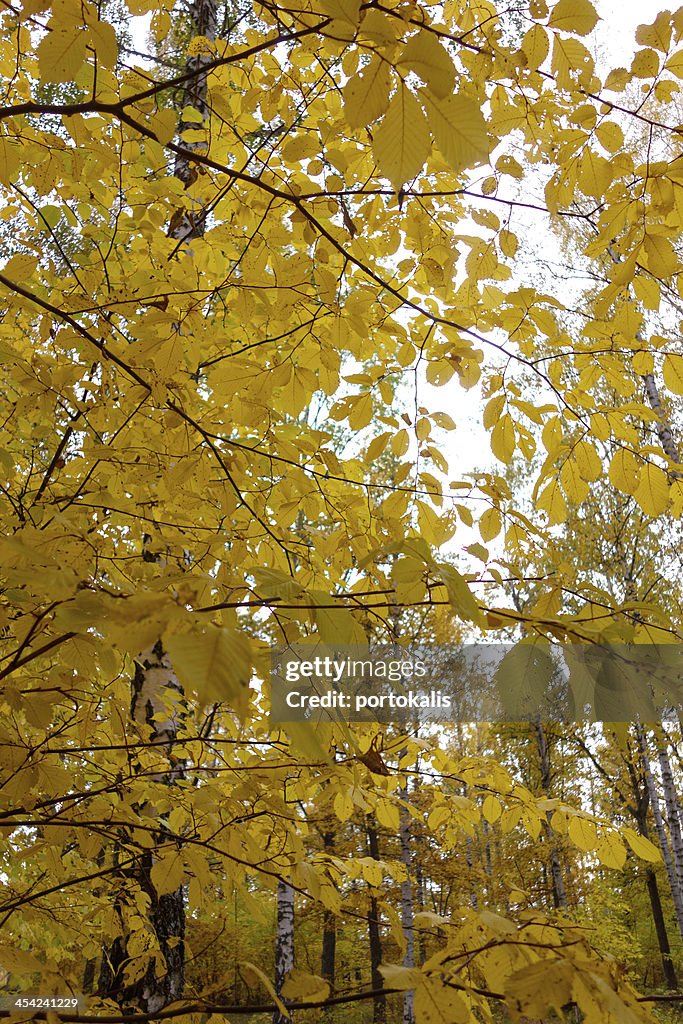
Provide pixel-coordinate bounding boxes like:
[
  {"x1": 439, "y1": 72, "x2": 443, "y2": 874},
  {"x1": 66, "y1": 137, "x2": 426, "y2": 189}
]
[{"x1": 2, "y1": 0, "x2": 683, "y2": 1022}]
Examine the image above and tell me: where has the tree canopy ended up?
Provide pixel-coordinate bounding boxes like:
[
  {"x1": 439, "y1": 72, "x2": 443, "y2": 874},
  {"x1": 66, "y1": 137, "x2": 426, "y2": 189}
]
[{"x1": 2, "y1": 0, "x2": 683, "y2": 1020}]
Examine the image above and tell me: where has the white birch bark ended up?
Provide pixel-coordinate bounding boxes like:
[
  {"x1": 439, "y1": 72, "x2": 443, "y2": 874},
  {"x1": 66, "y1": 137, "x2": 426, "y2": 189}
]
[
  {"x1": 399, "y1": 793, "x2": 415, "y2": 1024},
  {"x1": 657, "y1": 739, "x2": 683, "y2": 896},
  {"x1": 98, "y1": 0, "x2": 218, "y2": 1009},
  {"x1": 535, "y1": 720, "x2": 568, "y2": 912},
  {"x1": 273, "y1": 879, "x2": 295, "y2": 1024},
  {"x1": 636, "y1": 724, "x2": 683, "y2": 940}
]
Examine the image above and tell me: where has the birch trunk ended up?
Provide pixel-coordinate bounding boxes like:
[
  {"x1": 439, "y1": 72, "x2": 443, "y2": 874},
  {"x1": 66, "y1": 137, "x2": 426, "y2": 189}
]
[
  {"x1": 535, "y1": 721, "x2": 568, "y2": 912},
  {"x1": 366, "y1": 822, "x2": 386, "y2": 1024},
  {"x1": 98, "y1": 0, "x2": 217, "y2": 1009},
  {"x1": 399, "y1": 794, "x2": 415, "y2": 1024},
  {"x1": 273, "y1": 879, "x2": 295, "y2": 1024},
  {"x1": 657, "y1": 738, "x2": 683, "y2": 892},
  {"x1": 636, "y1": 724, "x2": 683, "y2": 940}
]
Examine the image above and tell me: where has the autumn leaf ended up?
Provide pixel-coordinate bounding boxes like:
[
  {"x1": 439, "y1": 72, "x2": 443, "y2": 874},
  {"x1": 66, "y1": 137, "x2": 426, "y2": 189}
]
[
  {"x1": 548, "y1": 0, "x2": 599, "y2": 36},
  {"x1": 397, "y1": 30, "x2": 456, "y2": 99},
  {"x1": 373, "y1": 83, "x2": 431, "y2": 188},
  {"x1": 343, "y1": 56, "x2": 392, "y2": 128},
  {"x1": 419, "y1": 88, "x2": 490, "y2": 173},
  {"x1": 37, "y1": 28, "x2": 88, "y2": 82}
]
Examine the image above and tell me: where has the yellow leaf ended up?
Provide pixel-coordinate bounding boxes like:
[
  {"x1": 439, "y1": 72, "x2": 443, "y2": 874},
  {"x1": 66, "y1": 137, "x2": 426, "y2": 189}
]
[
  {"x1": 334, "y1": 789, "x2": 354, "y2": 822},
  {"x1": 608, "y1": 449, "x2": 640, "y2": 495},
  {"x1": 319, "y1": 0, "x2": 361, "y2": 25},
  {"x1": 537, "y1": 478, "x2": 567, "y2": 524},
  {"x1": 568, "y1": 815, "x2": 597, "y2": 851},
  {"x1": 398, "y1": 30, "x2": 456, "y2": 99},
  {"x1": 522, "y1": 24, "x2": 550, "y2": 70},
  {"x1": 552, "y1": 35, "x2": 594, "y2": 89},
  {"x1": 631, "y1": 47, "x2": 660, "y2": 78},
  {"x1": 595, "y1": 120, "x2": 624, "y2": 153},
  {"x1": 505, "y1": 960, "x2": 574, "y2": 1020},
  {"x1": 375, "y1": 797, "x2": 400, "y2": 830},
  {"x1": 366, "y1": 432, "x2": 391, "y2": 460},
  {"x1": 490, "y1": 413, "x2": 515, "y2": 463},
  {"x1": 373, "y1": 85, "x2": 431, "y2": 189},
  {"x1": 348, "y1": 392, "x2": 374, "y2": 430},
  {"x1": 578, "y1": 148, "x2": 612, "y2": 197},
  {"x1": 414, "y1": 977, "x2": 471, "y2": 1023},
  {"x1": 499, "y1": 229, "x2": 518, "y2": 257},
  {"x1": 359, "y1": 9, "x2": 399, "y2": 43},
  {"x1": 482, "y1": 795, "x2": 502, "y2": 823},
  {"x1": 633, "y1": 462, "x2": 669, "y2": 517},
  {"x1": 596, "y1": 832, "x2": 627, "y2": 869},
  {"x1": 480, "y1": 507, "x2": 502, "y2": 541},
  {"x1": 420, "y1": 89, "x2": 490, "y2": 174},
  {"x1": 433, "y1": 562, "x2": 483, "y2": 625},
  {"x1": 312, "y1": 592, "x2": 367, "y2": 643},
  {"x1": 636, "y1": 11, "x2": 672, "y2": 51},
  {"x1": 38, "y1": 28, "x2": 87, "y2": 83},
  {"x1": 281, "y1": 969, "x2": 330, "y2": 1003},
  {"x1": 392, "y1": 428, "x2": 410, "y2": 456},
  {"x1": 165, "y1": 626, "x2": 252, "y2": 710},
  {"x1": 378, "y1": 964, "x2": 423, "y2": 990},
  {"x1": 343, "y1": 56, "x2": 392, "y2": 129},
  {"x1": 241, "y1": 961, "x2": 290, "y2": 1018},
  {"x1": 548, "y1": 0, "x2": 599, "y2": 36},
  {"x1": 665, "y1": 49, "x2": 683, "y2": 79},
  {"x1": 150, "y1": 851, "x2": 185, "y2": 896},
  {"x1": 632, "y1": 276, "x2": 660, "y2": 311},
  {"x1": 643, "y1": 233, "x2": 680, "y2": 278},
  {"x1": 623, "y1": 828, "x2": 661, "y2": 862},
  {"x1": 281, "y1": 134, "x2": 320, "y2": 163},
  {"x1": 574, "y1": 440, "x2": 602, "y2": 482},
  {"x1": 88, "y1": 20, "x2": 118, "y2": 67},
  {"x1": 0, "y1": 136, "x2": 20, "y2": 187},
  {"x1": 663, "y1": 353, "x2": 683, "y2": 394}
]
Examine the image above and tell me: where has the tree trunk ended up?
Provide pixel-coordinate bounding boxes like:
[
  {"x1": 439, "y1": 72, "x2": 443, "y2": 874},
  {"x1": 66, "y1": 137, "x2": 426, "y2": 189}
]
[
  {"x1": 97, "y1": 0, "x2": 217, "y2": 1007},
  {"x1": 657, "y1": 738, "x2": 683, "y2": 895},
  {"x1": 273, "y1": 879, "x2": 295, "y2": 1024},
  {"x1": 618, "y1": 729, "x2": 680, "y2": 986},
  {"x1": 399, "y1": 793, "x2": 415, "y2": 1024},
  {"x1": 320, "y1": 828, "x2": 336, "y2": 1017},
  {"x1": 535, "y1": 721, "x2": 568, "y2": 911},
  {"x1": 320, "y1": 916, "x2": 336, "y2": 987},
  {"x1": 98, "y1": 644, "x2": 187, "y2": 1011},
  {"x1": 366, "y1": 822, "x2": 386, "y2": 1024},
  {"x1": 644, "y1": 867, "x2": 678, "y2": 989},
  {"x1": 170, "y1": 0, "x2": 219, "y2": 245},
  {"x1": 636, "y1": 724, "x2": 683, "y2": 940}
]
